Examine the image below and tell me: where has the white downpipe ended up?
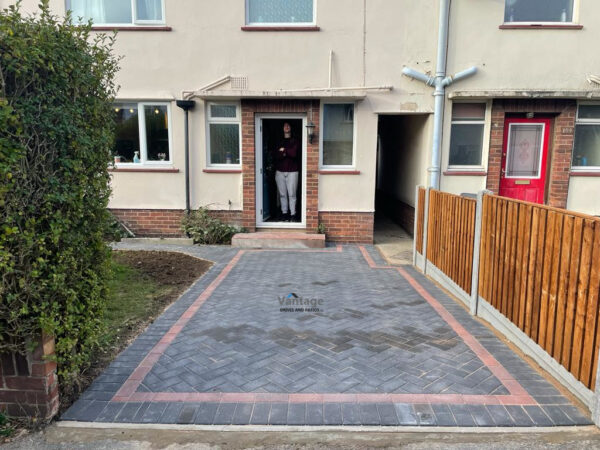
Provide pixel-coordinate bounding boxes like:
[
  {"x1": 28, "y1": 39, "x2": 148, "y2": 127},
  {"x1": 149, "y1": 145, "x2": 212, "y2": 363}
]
[{"x1": 402, "y1": 0, "x2": 477, "y2": 189}]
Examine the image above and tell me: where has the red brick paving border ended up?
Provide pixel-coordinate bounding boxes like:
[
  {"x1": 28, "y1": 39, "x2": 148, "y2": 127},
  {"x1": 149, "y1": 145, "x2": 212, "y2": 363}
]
[{"x1": 111, "y1": 245, "x2": 537, "y2": 407}]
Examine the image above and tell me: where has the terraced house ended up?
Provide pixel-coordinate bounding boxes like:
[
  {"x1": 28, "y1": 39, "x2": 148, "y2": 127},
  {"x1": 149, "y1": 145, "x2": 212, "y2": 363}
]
[{"x1": 11, "y1": 0, "x2": 600, "y2": 242}]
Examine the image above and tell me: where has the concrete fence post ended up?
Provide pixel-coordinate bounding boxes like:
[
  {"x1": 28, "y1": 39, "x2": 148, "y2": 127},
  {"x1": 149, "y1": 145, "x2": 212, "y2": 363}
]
[
  {"x1": 469, "y1": 190, "x2": 491, "y2": 316},
  {"x1": 412, "y1": 185, "x2": 423, "y2": 266},
  {"x1": 593, "y1": 356, "x2": 600, "y2": 425},
  {"x1": 422, "y1": 187, "x2": 432, "y2": 274}
]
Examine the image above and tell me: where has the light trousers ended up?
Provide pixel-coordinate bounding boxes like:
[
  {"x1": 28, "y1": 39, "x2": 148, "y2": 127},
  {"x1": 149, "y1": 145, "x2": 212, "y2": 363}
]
[{"x1": 275, "y1": 170, "x2": 298, "y2": 215}]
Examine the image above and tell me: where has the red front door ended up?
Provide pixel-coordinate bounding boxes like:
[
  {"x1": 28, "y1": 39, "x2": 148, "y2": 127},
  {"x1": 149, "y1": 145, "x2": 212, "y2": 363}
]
[{"x1": 499, "y1": 118, "x2": 550, "y2": 204}]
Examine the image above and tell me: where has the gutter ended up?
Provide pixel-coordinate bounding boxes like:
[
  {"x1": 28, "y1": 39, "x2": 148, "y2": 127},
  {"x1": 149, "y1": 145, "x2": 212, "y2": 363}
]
[{"x1": 402, "y1": 0, "x2": 477, "y2": 189}]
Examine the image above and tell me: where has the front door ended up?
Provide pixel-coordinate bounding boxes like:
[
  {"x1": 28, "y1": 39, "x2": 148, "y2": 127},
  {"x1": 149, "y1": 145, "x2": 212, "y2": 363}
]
[
  {"x1": 499, "y1": 118, "x2": 551, "y2": 204},
  {"x1": 255, "y1": 115, "x2": 307, "y2": 228}
]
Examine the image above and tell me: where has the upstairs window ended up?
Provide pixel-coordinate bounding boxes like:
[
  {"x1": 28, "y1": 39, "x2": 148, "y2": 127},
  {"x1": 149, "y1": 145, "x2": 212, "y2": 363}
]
[
  {"x1": 504, "y1": 0, "x2": 574, "y2": 23},
  {"x1": 246, "y1": 0, "x2": 315, "y2": 25},
  {"x1": 67, "y1": 0, "x2": 165, "y2": 26},
  {"x1": 448, "y1": 103, "x2": 486, "y2": 167},
  {"x1": 572, "y1": 104, "x2": 600, "y2": 170}
]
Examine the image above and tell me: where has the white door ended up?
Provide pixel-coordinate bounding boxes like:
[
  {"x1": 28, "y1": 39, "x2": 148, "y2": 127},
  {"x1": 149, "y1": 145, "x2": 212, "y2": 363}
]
[{"x1": 255, "y1": 114, "x2": 307, "y2": 228}]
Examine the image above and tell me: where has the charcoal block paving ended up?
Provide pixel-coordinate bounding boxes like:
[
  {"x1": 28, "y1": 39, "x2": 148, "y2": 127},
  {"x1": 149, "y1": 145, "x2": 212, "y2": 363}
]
[{"x1": 60, "y1": 243, "x2": 592, "y2": 427}]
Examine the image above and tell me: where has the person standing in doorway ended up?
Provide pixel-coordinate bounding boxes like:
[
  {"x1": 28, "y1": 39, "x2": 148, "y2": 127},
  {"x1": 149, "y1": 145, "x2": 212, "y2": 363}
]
[{"x1": 274, "y1": 122, "x2": 299, "y2": 222}]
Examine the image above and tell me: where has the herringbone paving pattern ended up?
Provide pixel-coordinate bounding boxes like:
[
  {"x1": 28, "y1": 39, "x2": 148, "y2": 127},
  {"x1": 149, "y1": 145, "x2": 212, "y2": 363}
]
[
  {"x1": 61, "y1": 242, "x2": 592, "y2": 427},
  {"x1": 141, "y1": 250, "x2": 507, "y2": 396}
]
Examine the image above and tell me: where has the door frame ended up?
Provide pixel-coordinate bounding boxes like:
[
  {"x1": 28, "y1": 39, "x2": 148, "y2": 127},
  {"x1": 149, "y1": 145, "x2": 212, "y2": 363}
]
[
  {"x1": 255, "y1": 113, "x2": 307, "y2": 229},
  {"x1": 499, "y1": 117, "x2": 551, "y2": 204}
]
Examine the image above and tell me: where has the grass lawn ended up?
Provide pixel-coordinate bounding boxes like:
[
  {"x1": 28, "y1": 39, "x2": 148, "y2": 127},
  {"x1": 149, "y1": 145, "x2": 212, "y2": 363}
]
[{"x1": 101, "y1": 257, "x2": 174, "y2": 349}]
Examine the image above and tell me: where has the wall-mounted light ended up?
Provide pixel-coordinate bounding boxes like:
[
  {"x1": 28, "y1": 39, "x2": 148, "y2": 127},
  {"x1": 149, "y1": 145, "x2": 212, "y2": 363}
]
[{"x1": 306, "y1": 121, "x2": 316, "y2": 144}]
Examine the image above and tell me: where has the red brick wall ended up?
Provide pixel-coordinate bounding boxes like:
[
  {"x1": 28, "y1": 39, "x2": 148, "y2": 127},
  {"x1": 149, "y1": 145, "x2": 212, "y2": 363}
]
[
  {"x1": 110, "y1": 209, "x2": 243, "y2": 237},
  {"x1": 0, "y1": 335, "x2": 59, "y2": 419},
  {"x1": 487, "y1": 99, "x2": 576, "y2": 208},
  {"x1": 241, "y1": 100, "x2": 320, "y2": 232},
  {"x1": 318, "y1": 212, "x2": 374, "y2": 243}
]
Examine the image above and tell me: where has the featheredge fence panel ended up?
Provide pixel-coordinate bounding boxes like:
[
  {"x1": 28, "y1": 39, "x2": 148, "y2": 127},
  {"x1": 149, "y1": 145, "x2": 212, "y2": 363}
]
[{"x1": 477, "y1": 195, "x2": 600, "y2": 391}]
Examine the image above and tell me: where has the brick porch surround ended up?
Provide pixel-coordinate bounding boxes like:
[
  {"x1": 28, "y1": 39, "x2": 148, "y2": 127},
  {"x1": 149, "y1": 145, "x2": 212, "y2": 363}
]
[
  {"x1": 0, "y1": 335, "x2": 59, "y2": 419},
  {"x1": 241, "y1": 99, "x2": 320, "y2": 233},
  {"x1": 487, "y1": 99, "x2": 576, "y2": 209}
]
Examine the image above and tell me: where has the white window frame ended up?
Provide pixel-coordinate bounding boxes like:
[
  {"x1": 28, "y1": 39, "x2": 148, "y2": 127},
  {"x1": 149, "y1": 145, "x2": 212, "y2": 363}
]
[
  {"x1": 66, "y1": 0, "x2": 166, "y2": 26},
  {"x1": 502, "y1": 0, "x2": 579, "y2": 26},
  {"x1": 504, "y1": 123, "x2": 546, "y2": 180},
  {"x1": 571, "y1": 102, "x2": 600, "y2": 172},
  {"x1": 319, "y1": 102, "x2": 357, "y2": 170},
  {"x1": 245, "y1": 0, "x2": 316, "y2": 27},
  {"x1": 205, "y1": 102, "x2": 242, "y2": 168},
  {"x1": 113, "y1": 101, "x2": 173, "y2": 167},
  {"x1": 447, "y1": 102, "x2": 487, "y2": 171}
]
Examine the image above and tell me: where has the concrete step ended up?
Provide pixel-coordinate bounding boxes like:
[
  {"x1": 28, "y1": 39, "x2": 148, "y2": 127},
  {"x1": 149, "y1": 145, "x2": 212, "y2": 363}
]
[{"x1": 232, "y1": 232, "x2": 325, "y2": 249}]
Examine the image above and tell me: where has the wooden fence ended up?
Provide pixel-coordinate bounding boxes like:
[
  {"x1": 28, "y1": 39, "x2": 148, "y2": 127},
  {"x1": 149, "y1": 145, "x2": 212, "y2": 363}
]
[
  {"x1": 414, "y1": 187, "x2": 600, "y2": 402},
  {"x1": 426, "y1": 190, "x2": 476, "y2": 295},
  {"x1": 478, "y1": 195, "x2": 600, "y2": 390}
]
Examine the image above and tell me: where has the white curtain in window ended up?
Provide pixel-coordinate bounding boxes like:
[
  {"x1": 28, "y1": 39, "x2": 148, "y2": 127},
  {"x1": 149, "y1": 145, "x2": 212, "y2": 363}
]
[
  {"x1": 136, "y1": 0, "x2": 162, "y2": 21},
  {"x1": 248, "y1": 0, "x2": 313, "y2": 24},
  {"x1": 69, "y1": 0, "x2": 106, "y2": 23}
]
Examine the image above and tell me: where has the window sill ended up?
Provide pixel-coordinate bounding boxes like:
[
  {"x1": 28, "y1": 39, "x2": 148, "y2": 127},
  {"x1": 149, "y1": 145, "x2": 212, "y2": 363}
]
[
  {"x1": 319, "y1": 170, "x2": 360, "y2": 175},
  {"x1": 570, "y1": 171, "x2": 600, "y2": 177},
  {"x1": 444, "y1": 170, "x2": 488, "y2": 176},
  {"x1": 499, "y1": 24, "x2": 582, "y2": 30},
  {"x1": 109, "y1": 167, "x2": 179, "y2": 173},
  {"x1": 203, "y1": 168, "x2": 242, "y2": 173},
  {"x1": 241, "y1": 26, "x2": 320, "y2": 32},
  {"x1": 91, "y1": 26, "x2": 172, "y2": 31}
]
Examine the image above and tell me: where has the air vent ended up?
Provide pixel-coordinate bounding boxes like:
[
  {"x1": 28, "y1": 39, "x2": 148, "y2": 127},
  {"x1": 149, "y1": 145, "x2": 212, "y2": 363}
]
[{"x1": 231, "y1": 76, "x2": 248, "y2": 90}]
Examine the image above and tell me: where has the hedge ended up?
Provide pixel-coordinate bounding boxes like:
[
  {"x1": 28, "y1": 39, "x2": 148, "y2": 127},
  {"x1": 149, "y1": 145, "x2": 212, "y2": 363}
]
[{"x1": 0, "y1": 2, "x2": 119, "y2": 383}]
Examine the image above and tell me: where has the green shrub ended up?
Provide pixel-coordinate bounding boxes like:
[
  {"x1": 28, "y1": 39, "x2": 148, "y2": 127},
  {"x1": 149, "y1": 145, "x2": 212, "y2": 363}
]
[
  {"x1": 181, "y1": 208, "x2": 243, "y2": 245},
  {"x1": 0, "y1": 2, "x2": 119, "y2": 384},
  {"x1": 0, "y1": 412, "x2": 13, "y2": 438}
]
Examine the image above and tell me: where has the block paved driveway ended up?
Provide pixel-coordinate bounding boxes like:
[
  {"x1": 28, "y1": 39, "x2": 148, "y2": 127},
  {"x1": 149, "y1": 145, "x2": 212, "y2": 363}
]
[{"x1": 62, "y1": 243, "x2": 592, "y2": 427}]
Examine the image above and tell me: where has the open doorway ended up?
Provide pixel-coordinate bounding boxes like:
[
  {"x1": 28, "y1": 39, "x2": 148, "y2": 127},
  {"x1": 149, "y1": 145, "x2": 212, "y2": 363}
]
[
  {"x1": 375, "y1": 114, "x2": 430, "y2": 264},
  {"x1": 256, "y1": 116, "x2": 306, "y2": 228}
]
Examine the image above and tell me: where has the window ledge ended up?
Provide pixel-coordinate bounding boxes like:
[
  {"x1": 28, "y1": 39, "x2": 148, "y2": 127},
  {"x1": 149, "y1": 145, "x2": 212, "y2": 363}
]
[
  {"x1": 570, "y1": 171, "x2": 600, "y2": 177},
  {"x1": 203, "y1": 168, "x2": 242, "y2": 173},
  {"x1": 91, "y1": 26, "x2": 172, "y2": 31},
  {"x1": 499, "y1": 24, "x2": 582, "y2": 30},
  {"x1": 319, "y1": 170, "x2": 360, "y2": 175},
  {"x1": 241, "y1": 26, "x2": 320, "y2": 32},
  {"x1": 109, "y1": 167, "x2": 179, "y2": 173},
  {"x1": 444, "y1": 170, "x2": 488, "y2": 176}
]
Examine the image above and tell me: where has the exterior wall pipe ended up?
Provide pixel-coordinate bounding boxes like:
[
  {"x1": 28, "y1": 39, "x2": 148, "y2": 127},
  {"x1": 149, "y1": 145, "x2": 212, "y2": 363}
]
[
  {"x1": 176, "y1": 100, "x2": 196, "y2": 213},
  {"x1": 401, "y1": 0, "x2": 477, "y2": 189}
]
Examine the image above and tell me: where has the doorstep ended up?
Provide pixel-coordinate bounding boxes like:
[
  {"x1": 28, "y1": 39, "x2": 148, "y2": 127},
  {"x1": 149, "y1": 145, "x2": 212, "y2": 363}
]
[{"x1": 231, "y1": 232, "x2": 325, "y2": 249}]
